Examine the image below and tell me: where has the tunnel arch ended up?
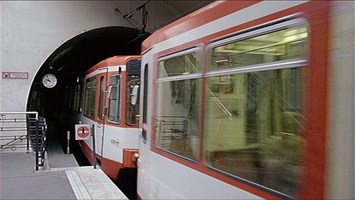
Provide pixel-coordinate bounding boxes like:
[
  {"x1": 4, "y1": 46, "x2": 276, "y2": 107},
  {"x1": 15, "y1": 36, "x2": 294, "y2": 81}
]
[
  {"x1": 27, "y1": 26, "x2": 149, "y2": 152},
  {"x1": 31, "y1": 26, "x2": 148, "y2": 91},
  {"x1": 28, "y1": 26, "x2": 149, "y2": 112}
]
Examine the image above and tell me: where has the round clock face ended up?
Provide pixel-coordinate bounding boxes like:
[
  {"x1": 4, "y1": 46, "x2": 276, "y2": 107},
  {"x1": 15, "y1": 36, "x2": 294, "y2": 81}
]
[{"x1": 42, "y1": 73, "x2": 57, "y2": 88}]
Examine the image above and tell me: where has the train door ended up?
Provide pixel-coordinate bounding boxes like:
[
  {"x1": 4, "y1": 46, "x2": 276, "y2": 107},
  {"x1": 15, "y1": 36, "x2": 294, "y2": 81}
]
[{"x1": 96, "y1": 73, "x2": 108, "y2": 157}]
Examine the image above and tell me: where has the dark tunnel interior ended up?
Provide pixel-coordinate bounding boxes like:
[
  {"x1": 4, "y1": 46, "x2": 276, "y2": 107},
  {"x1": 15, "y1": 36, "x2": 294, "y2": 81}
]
[{"x1": 27, "y1": 26, "x2": 149, "y2": 164}]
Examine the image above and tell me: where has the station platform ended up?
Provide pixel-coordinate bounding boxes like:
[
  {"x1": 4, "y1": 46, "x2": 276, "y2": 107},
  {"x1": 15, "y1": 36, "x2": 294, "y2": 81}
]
[{"x1": 0, "y1": 146, "x2": 128, "y2": 199}]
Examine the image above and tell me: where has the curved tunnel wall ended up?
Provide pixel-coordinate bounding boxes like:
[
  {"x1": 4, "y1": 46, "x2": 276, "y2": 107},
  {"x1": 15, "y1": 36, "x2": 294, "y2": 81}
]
[
  {"x1": 26, "y1": 25, "x2": 149, "y2": 155},
  {"x1": 0, "y1": 1, "x2": 185, "y2": 112},
  {"x1": 27, "y1": 25, "x2": 148, "y2": 114}
]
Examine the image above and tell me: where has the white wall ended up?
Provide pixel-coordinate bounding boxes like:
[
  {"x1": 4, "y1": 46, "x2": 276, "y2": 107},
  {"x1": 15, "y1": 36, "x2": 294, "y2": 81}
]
[
  {"x1": 0, "y1": 1, "x2": 182, "y2": 112},
  {"x1": 326, "y1": 1, "x2": 355, "y2": 199}
]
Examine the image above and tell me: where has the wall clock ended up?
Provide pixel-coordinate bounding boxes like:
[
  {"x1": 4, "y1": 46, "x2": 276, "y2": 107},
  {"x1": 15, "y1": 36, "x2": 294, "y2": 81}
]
[{"x1": 42, "y1": 73, "x2": 57, "y2": 88}]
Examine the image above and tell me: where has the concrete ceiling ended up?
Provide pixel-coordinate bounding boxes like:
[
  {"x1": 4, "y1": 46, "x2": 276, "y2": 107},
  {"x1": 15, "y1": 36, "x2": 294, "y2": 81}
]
[{"x1": 159, "y1": 1, "x2": 213, "y2": 20}]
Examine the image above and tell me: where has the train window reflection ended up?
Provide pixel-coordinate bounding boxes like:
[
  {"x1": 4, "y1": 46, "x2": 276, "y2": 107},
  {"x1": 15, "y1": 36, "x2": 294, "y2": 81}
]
[
  {"x1": 84, "y1": 78, "x2": 97, "y2": 118},
  {"x1": 158, "y1": 53, "x2": 199, "y2": 78},
  {"x1": 108, "y1": 75, "x2": 120, "y2": 123},
  {"x1": 126, "y1": 75, "x2": 140, "y2": 125},
  {"x1": 98, "y1": 76, "x2": 106, "y2": 121},
  {"x1": 210, "y1": 26, "x2": 307, "y2": 71},
  {"x1": 155, "y1": 78, "x2": 201, "y2": 160},
  {"x1": 204, "y1": 68, "x2": 304, "y2": 196}
]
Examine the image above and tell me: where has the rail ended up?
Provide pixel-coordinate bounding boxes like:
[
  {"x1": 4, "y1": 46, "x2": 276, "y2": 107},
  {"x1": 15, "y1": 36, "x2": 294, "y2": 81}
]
[{"x1": 0, "y1": 112, "x2": 47, "y2": 170}]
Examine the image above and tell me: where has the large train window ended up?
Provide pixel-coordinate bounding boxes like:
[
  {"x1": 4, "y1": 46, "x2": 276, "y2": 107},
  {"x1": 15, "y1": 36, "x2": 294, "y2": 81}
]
[
  {"x1": 84, "y1": 78, "x2": 97, "y2": 118},
  {"x1": 210, "y1": 25, "x2": 308, "y2": 71},
  {"x1": 205, "y1": 22, "x2": 307, "y2": 196},
  {"x1": 155, "y1": 49, "x2": 201, "y2": 160},
  {"x1": 158, "y1": 50, "x2": 201, "y2": 78},
  {"x1": 108, "y1": 75, "x2": 121, "y2": 123}
]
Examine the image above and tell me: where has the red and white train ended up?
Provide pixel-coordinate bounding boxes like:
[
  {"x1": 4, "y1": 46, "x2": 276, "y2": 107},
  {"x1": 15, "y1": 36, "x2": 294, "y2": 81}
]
[
  {"x1": 79, "y1": 56, "x2": 141, "y2": 180},
  {"x1": 77, "y1": 1, "x2": 354, "y2": 199},
  {"x1": 137, "y1": 1, "x2": 354, "y2": 199}
]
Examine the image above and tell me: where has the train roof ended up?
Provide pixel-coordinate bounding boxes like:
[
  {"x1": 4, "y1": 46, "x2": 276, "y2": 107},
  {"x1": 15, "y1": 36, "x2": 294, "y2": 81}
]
[
  {"x1": 86, "y1": 55, "x2": 140, "y2": 74},
  {"x1": 141, "y1": 1, "x2": 258, "y2": 52}
]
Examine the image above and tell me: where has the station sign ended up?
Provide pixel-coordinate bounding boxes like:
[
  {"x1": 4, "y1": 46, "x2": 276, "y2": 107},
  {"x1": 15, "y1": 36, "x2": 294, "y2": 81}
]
[
  {"x1": 2, "y1": 72, "x2": 28, "y2": 79},
  {"x1": 75, "y1": 124, "x2": 91, "y2": 140}
]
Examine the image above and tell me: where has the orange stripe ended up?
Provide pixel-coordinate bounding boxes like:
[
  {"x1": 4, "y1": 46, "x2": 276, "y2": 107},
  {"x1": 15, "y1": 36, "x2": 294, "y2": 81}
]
[
  {"x1": 80, "y1": 139, "x2": 123, "y2": 180},
  {"x1": 297, "y1": 1, "x2": 330, "y2": 199},
  {"x1": 101, "y1": 156, "x2": 123, "y2": 180},
  {"x1": 80, "y1": 140, "x2": 95, "y2": 165}
]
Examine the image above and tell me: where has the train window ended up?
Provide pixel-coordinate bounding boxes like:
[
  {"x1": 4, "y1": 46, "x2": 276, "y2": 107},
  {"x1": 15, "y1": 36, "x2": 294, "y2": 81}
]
[
  {"x1": 155, "y1": 79, "x2": 201, "y2": 160},
  {"x1": 143, "y1": 64, "x2": 148, "y2": 124},
  {"x1": 204, "y1": 24, "x2": 307, "y2": 196},
  {"x1": 126, "y1": 74, "x2": 140, "y2": 125},
  {"x1": 155, "y1": 52, "x2": 202, "y2": 160},
  {"x1": 158, "y1": 52, "x2": 200, "y2": 78},
  {"x1": 210, "y1": 26, "x2": 308, "y2": 71},
  {"x1": 84, "y1": 78, "x2": 97, "y2": 118},
  {"x1": 108, "y1": 75, "x2": 121, "y2": 123},
  {"x1": 98, "y1": 76, "x2": 106, "y2": 121},
  {"x1": 204, "y1": 68, "x2": 305, "y2": 196}
]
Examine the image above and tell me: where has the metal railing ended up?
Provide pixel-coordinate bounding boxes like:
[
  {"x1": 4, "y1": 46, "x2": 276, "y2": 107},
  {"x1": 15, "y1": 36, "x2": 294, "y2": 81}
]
[
  {"x1": 155, "y1": 116, "x2": 188, "y2": 148},
  {"x1": 0, "y1": 112, "x2": 47, "y2": 170}
]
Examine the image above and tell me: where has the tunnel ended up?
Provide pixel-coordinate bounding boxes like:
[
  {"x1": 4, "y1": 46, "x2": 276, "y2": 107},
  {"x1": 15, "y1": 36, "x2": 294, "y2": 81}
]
[{"x1": 27, "y1": 26, "x2": 149, "y2": 164}]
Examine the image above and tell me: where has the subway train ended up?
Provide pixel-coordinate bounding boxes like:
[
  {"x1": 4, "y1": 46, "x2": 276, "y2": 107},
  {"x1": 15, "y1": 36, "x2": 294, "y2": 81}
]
[
  {"x1": 78, "y1": 55, "x2": 141, "y2": 180},
  {"x1": 136, "y1": 1, "x2": 354, "y2": 199}
]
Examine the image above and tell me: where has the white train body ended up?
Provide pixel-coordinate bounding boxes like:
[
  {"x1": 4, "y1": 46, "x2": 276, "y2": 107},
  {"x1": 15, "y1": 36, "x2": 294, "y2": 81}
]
[
  {"x1": 79, "y1": 56, "x2": 141, "y2": 180},
  {"x1": 138, "y1": 1, "x2": 354, "y2": 199}
]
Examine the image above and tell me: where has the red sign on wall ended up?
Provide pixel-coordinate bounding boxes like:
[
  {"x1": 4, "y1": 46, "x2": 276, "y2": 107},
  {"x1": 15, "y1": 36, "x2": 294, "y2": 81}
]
[{"x1": 2, "y1": 72, "x2": 28, "y2": 79}]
